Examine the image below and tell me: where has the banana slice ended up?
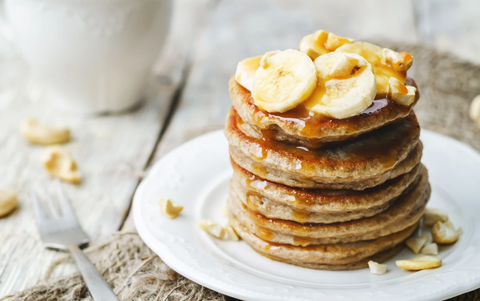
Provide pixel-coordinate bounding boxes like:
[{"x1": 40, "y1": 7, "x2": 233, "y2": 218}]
[
  {"x1": 303, "y1": 52, "x2": 376, "y2": 119},
  {"x1": 299, "y1": 30, "x2": 329, "y2": 60},
  {"x1": 335, "y1": 42, "x2": 406, "y2": 96},
  {"x1": 396, "y1": 256, "x2": 442, "y2": 271},
  {"x1": 324, "y1": 33, "x2": 354, "y2": 51},
  {"x1": 299, "y1": 30, "x2": 353, "y2": 60},
  {"x1": 252, "y1": 49, "x2": 317, "y2": 113},
  {"x1": 235, "y1": 55, "x2": 262, "y2": 91}
]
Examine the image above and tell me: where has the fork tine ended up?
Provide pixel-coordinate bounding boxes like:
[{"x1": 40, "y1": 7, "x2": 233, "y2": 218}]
[
  {"x1": 31, "y1": 188, "x2": 49, "y2": 223},
  {"x1": 55, "y1": 179, "x2": 77, "y2": 219}
]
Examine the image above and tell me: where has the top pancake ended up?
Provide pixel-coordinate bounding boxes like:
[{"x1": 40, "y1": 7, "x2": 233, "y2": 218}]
[{"x1": 229, "y1": 76, "x2": 420, "y2": 148}]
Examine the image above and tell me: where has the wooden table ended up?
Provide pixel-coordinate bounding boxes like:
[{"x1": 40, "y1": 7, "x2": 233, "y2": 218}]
[{"x1": 1, "y1": 0, "x2": 479, "y2": 296}]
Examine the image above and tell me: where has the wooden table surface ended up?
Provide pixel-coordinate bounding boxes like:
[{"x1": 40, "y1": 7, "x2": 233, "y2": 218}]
[{"x1": 1, "y1": 0, "x2": 479, "y2": 297}]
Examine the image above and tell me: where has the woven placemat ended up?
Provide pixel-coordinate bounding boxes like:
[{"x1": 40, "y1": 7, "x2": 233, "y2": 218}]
[{"x1": 2, "y1": 43, "x2": 480, "y2": 301}]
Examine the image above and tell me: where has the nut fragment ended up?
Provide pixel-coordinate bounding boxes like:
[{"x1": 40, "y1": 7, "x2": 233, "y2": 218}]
[
  {"x1": 368, "y1": 260, "x2": 387, "y2": 275},
  {"x1": 396, "y1": 256, "x2": 442, "y2": 271},
  {"x1": 324, "y1": 33, "x2": 353, "y2": 51},
  {"x1": 382, "y1": 48, "x2": 413, "y2": 71},
  {"x1": 420, "y1": 243, "x2": 438, "y2": 255},
  {"x1": 259, "y1": 50, "x2": 280, "y2": 68},
  {"x1": 20, "y1": 118, "x2": 70, "y2": 145},
  {"x1": 470, "y1": 95, "x2": 480, "y2": 129},
  {"x1": 0, "y1": 190, "x2": 18, "y2": 217},
  {"x1": 424, "y1": 207, "x2": 449, "y2": 226},
  {"x1": 42, "y1": 146, "x2": 82, "y2": 184},
  {"x1": 198, "y1": 219, "x2": 225, "y2": 239},
  {"x1": 159, "y1": 197, "x2": 183, "y2": 219},
  {"x1": 387, "y1": 77, "x2": 416, "y2": 106},
  {"x1": 405, "y1": 234, "x2": 429, "y2": 254},
  {"x1": 299, "y1": 30, "x2": 329, "y2": 60},
  {"x1": 432, "y1": 221, "x2": 462, "y2": 244},
  {"x1": 221, "y1": 206, "x2": 229, "y2": 217},
  {"x1": 224, "y1": 224, "x2": 240, "y2": 241},
  {"x1": 328, "y1": 55, "x2": 364, "y2": 78}
]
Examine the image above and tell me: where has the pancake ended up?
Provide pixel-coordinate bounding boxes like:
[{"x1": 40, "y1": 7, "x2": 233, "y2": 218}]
[
  {"x1": 232, "y1": 159, "x2": 421, "y2": 222},
  {"x1": 226, "y1": 107, "x2": 422, "y2": 190},
  {"x1": 228, "y1": 165, "x2": 430, "y2": 246},
  {"x1": 229, "y1": 76, "x2": 420, "y2": 148},
  {"x1": 230, "y1": 216, "x2": 416, "y2": 269},
  {"x1": 231, "y1": 176, "x2": 393, "y2": 224},
  {"x1": 256, "y1": 243, "x2": 405, "y2": 270}
]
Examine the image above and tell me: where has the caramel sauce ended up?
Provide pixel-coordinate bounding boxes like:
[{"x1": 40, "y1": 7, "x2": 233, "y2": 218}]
[
  {"x1": 255, "y1": 226, "x2": 316, "y2": 247},
  {"x1": 290, "y1": 209, "x2": 310, "y2": 223},
  {"x1": 233, "y1": 108, "x2": 419, "y2": 172},
  {"x1": 256, "y1": 225, "x2": 274, "y2": 242},
  {"x1": 239, "y1": 77, "x2": 418, "y2": 142}
]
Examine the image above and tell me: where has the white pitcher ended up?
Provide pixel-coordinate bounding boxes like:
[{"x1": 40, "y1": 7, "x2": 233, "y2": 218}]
[{"x1": 1, "y1": 0, "x2": 172, "y2": 114}]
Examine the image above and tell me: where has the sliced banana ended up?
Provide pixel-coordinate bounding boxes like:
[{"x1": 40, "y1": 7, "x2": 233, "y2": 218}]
[
  {"x1": 252, "y1": 49, "x2": 317, "y2": 113},
  {"x1": 299, "y1": 30, "x2": 329, "y2": 60},
  {"x1": 396, "y1": 256, "x2": 442, "y2": 271},
  {"x1": 335, "y1": 42, "x2": 406, "y2": 96},
  {"x1": 324, "y1": 33, "x2": 353, "y2": 51},
  {"x1": 235, "y1": 55, "x2": 262, "y2": 91},
  {"x1": 299, "y1": 30, "x2": 353, "y2": 60},
  {"x1": 432, "y1": 221, "x2": 462, "y2": 244},
  {"x1": 303, "y1": 52, "x2": 376, "y2": 119}
]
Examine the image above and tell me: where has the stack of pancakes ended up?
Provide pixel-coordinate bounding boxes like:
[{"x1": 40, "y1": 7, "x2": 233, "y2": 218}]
[{"x1": 225, "y1": 76, "x2": 431, "y2": 270}]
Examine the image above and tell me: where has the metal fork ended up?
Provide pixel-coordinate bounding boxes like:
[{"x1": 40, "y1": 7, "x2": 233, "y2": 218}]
[{"x1": 32, "y1": 181, "x2": 118, "y2": 301}]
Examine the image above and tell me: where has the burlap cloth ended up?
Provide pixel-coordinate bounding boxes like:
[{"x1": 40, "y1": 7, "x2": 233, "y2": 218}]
[{"x1": 2, "y1": 43, "x2": 480, "y2": 301}]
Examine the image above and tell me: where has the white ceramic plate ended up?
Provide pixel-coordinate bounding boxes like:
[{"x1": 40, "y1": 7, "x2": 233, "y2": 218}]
[{"x1": 133, "y1": 129, "x2": 480, "y2": 301}]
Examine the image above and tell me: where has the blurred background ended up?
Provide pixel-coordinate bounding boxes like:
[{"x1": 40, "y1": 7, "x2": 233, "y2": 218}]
[{"x1": 0, "y1": 0, "x2": 479, "y2": 298}]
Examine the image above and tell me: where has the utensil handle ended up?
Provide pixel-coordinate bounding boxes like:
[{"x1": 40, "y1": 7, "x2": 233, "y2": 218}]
[{"x1": 68, "y1": 244, "x2": 118, "y2": 301}]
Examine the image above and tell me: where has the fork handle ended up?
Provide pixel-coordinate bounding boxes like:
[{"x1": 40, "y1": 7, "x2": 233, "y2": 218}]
[{"x1": 68, "y1": 244, "x2": 118, "y2": 301}]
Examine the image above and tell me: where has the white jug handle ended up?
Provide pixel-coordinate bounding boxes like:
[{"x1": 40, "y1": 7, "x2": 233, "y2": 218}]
[{"x1": 0, "y1": 1, "x2": 14, "y2": 42}]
